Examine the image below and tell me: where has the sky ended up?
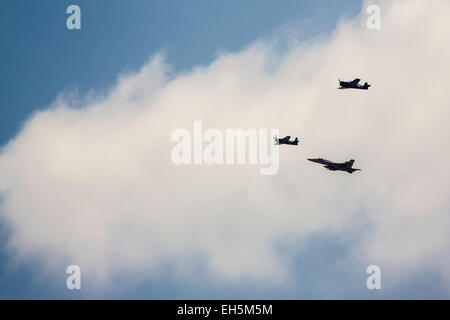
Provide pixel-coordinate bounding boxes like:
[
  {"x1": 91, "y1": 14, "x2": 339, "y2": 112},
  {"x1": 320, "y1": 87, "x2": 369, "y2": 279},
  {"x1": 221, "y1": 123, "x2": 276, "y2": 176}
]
[{"x1": 0, "y1": 0, "x2": 449, "y2": 299}]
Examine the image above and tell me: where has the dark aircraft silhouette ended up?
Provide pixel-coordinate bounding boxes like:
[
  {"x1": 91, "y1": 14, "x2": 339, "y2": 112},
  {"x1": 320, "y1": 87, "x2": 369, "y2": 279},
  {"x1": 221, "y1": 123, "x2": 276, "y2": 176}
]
[
  {"x1": 274, "y1": 136, "x2": 299, "y2": 145},
  {"x1": 338, "y1": 78, "x2": 371, "y2": 90},
  {"x1": 308, "y1": 158, "x2": 361, "y2": 174}
]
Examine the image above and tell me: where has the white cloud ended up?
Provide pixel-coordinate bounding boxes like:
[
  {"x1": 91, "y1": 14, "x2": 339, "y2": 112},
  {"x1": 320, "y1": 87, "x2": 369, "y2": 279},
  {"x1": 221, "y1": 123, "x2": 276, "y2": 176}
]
[{"x1": 1, "y1": 0, "x2": 450, "y2": 296}]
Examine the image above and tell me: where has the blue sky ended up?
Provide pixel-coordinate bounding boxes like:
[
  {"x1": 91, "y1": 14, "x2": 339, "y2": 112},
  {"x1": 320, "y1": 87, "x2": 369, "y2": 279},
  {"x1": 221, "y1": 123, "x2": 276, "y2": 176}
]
[
  {"x1": 0, "y1": 0, "x2": 360, "y2": 146},
  {"x1": 1, "y1": 0, "x2": 447, "y2": 299}
]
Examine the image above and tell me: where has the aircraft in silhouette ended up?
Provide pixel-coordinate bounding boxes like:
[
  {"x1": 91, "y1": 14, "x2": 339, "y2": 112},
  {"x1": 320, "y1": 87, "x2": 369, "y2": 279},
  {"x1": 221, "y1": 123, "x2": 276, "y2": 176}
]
[
  {"x1": 308, "y1": 158, "x2": 361, "y2": 173},
  {"x1": 338, "y1": 78, "x2": 371, "y2": 90},
  {"x1": 274, "y1": 136, "x2": 299, "y2": 145}
]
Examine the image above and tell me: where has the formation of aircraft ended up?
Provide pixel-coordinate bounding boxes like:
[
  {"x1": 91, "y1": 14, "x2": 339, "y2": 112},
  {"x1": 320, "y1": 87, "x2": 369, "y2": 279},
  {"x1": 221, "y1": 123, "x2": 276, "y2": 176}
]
[
  {"x1": 274, "y1": 135, "x2": 299, "y2": 145},
  {"x1": 307, "y1": 158, "x2": 361, "y2": 174},
  {"x1": 338, "y1": 78, "x2": 371, "y2": 90},
  {"x1": 274, "y1": 77, "x2": 370, "y2": 174}
]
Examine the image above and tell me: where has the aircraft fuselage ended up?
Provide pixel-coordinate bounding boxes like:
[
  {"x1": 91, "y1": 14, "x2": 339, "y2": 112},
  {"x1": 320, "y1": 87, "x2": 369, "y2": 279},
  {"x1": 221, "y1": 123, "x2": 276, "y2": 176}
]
[
  {"x1": 276, "y1": 140, "x2": 299, "y2": 145},
  {"x1": 274, "y1": 136, "x2": 299, "y2": 146},
  {"x1": 308, "y1": 158, "x2": 361, "y2": 174},
  {"x1": 338, "y1": 78, "x2": 371, "y2": 90}
]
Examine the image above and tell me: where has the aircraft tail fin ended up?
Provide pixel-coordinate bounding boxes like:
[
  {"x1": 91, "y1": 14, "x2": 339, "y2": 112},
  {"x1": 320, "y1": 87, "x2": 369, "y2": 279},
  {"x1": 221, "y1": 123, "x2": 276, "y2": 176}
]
[{"x1": 347, "y1": 159, "x2": 355, "y2": 167}]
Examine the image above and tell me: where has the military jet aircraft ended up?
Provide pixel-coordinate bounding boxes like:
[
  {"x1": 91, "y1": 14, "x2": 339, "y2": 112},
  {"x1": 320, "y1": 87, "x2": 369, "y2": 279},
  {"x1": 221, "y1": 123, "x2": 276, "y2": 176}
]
[
  {"x1": 338, "y1": 78, "x2": 371, "y2": 90},
  {"x1": 274, "y1": 136, "x2": 299, "y2": 145},
  {"x1": 308, "y1": 158, "x2": 361, "y2": 173}
]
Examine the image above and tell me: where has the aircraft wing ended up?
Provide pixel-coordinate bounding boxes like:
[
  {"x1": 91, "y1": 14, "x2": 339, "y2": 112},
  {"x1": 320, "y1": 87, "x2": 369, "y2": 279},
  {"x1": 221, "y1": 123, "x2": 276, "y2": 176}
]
[{"x1": 351, "y1": 78, "x2": 361, "y2": 85}]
